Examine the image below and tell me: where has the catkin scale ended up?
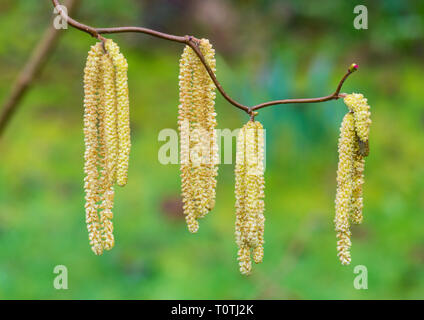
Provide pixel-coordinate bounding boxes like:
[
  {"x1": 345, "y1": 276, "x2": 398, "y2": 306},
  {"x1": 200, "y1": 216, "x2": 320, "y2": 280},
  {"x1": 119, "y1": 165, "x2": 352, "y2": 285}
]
[
  {"x1": 235, "y1": 121, "x2": 265, "y2": 275},
  {"x1": 83, "y1": 39, "x2": 130, "y2": 254},
  {"x1": 178, "y1": 39, "x2": 218, "y2": 233}
]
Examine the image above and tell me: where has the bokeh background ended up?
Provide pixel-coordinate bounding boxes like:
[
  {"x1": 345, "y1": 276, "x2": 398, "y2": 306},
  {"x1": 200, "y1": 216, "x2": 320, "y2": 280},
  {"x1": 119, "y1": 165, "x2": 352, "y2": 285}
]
[{"x1": 0, "y1": 0, "x2": 423, "y2": 299}]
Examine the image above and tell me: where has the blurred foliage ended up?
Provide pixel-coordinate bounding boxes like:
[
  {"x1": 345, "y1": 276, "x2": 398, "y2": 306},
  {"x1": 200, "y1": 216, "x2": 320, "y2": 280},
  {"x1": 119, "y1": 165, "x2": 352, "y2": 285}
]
[{"x1": 0, "y1": 0, "x2": 423, "y2": 299}]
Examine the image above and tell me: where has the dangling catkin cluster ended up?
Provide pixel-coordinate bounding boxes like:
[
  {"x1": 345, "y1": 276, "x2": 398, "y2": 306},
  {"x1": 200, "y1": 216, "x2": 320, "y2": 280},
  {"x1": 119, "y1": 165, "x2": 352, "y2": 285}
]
[
  {"x1": 334, "y1": 93, "x2": 371, "y2": 265},
  {"x1": 178, "y1": 39, "x2": 218, "y2": 233},
  {"x1": 235, "y1": 121, "x2": 265, "y2": 275},
  {"x1": 83, "y1": 39, "x2": 131, "y2": 255}
]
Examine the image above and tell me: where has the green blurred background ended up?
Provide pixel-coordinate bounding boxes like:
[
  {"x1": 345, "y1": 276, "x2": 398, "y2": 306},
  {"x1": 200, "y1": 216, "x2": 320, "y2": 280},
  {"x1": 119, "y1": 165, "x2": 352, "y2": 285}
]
[{"x1": 0, "y1": 0, "x2": 423, "y2": 299}]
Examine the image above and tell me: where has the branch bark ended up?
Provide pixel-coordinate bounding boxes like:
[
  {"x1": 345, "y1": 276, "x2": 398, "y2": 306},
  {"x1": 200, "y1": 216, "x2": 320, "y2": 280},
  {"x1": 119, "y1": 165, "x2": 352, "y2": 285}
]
[{"x1": 0, "y1": 0, "x2": 80, "y2": 136}]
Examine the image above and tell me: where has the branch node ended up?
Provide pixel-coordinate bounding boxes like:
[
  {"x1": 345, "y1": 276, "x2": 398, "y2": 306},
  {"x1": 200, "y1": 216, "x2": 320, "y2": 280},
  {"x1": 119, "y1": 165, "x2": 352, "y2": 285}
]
[
  {"x1": 185, "y1": 35, "x2": 200, "y2": 47},
  {"x1": 248, "y1": 109, "x2": 258, "y2": 121}
]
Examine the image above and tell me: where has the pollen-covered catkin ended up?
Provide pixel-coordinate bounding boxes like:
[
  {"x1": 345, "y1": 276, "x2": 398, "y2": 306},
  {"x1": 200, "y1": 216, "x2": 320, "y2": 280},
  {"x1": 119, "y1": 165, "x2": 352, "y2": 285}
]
[
  {"x1": 235, "y1": 121, "x2": 265, "y2": 275},
  {"x1": 199, "y1": 39, "x2": 218, "y2": 215},
  {"x1": 344, "y1": 93, "x2": 371, "y2": 225},
  {"x1": 334, "y1": 92, "x2": 371, "y2": 265},
  {"x1": 335, "y1": 112, "x2": 355, "y2": 265},
  {"x1": 83, "y1": 39, "x2": 131, "y2": 254},
  {"x1": 83, "y1": 42, "x2": 103, "y2": 255},
  {"x1": 105, "y1": 40, "x2": 131, "y2": 187},
  {"x1": 253, "y1": 125, "x2": 265, "y2": 264},
  {"x1": 98, "y1": 53, "x2": 118, "y2": 250},
  {"x1": 178, "y1": 39, "x2": 218, "y2": 233}
]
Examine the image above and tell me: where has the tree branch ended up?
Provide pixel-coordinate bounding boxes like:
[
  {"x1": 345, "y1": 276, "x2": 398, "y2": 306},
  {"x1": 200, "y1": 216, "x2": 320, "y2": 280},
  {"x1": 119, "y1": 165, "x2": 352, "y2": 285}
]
[
  {"x1": 0, "y1": 0, "x2": 80, "y2": 136},
  {"x1": 50, "y1": 0, "x2": 357, "y2": 117},
  {"x1": 251, "y1": 67, "x2": 354, "y2": 112}
]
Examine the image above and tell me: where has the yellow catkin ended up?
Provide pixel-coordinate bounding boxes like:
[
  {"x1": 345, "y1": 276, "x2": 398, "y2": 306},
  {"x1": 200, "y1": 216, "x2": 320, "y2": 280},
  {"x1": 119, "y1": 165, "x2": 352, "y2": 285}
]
[
  {"x1": 178, "y1": 39, "x2": 218, "y2": 233},
  {"x1": 97, "y1": 65, "x2": 115, "y2": 251},
  {"x1": 334, "y1": 112, "x2": 355, "y2": 265},
  {"x1": 83, "y1": 39, "x2": 131, "y2": 254},
  {"x1": 98, "y1": 52, "x2": 117, "y2": 250},
  {"x1": 83, "y1": 43, "x2": 103, "y2": 255},
  {"x1": 235, "y1": 125, "x2": 247, "y2": 249},
  {"x1": 105, "y1": 40, "x2": 131, "y2": 187},
  {"x1": 179, "y1": 45, "x2": 198, "y2": 233},
  {"x1": 235, "y1": 121, "x2": 265, "y2": 275},
  {"x1": 253, "y1": 124, "x2": 265, "y2": 264},
  {"x1": 199, "y1": 39, "x2": 218, "y2": 215},
  {"x1": 343, "y1": 93, "x2": 371, "y2": 142},
  {"x1": 335, "y1": 93, "x2": 371, "y2": 264},
  {"x1": 342, "y1": 93, "x2": 371, "y2": 225}
]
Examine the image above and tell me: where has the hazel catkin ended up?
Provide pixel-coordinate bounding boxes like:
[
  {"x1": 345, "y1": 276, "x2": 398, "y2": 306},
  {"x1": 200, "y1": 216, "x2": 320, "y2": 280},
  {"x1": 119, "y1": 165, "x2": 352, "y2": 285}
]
[
  {"x1": 83, "y1": 42, "x2": 104, "y2": 255},
  {"x1": 105, "y1": 40, "x2": 131, "y2": 187},
  {"x1": 178, "y1": 39, "x2": 218, "y2": 233},
  {"x1": 235, "y1": 120, "x2": 265, "y2": 275},
  {"x1": 334, "y1": 112, "x2": 355, "y2": 265},
  {"x1": 334, "y1": 93, "x2": 371, "y2": 265},
  {"x1": 83, "y1": 39, "x2": 131, "y2": 254},
  {"x1": 101, "y1": 53, "x2": 119, "y2": 186}
]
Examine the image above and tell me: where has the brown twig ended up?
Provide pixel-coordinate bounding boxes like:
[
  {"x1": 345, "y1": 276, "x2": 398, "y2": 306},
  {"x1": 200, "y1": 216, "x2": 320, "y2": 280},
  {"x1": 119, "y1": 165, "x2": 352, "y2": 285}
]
[
  {"x1": 49, "y1": 2, "x2": 358, "y2": 120},
  {"x1": 0, "y1": 0, "x2": 80, "y2": 136},
  {"x1": 50, "y1": 0, "x2": 357, "y2": 116},
  {"x1": 50, "y1": 0, "x2": 358, "y2": 117},
  {"x1": 251, "y1": 68, "x2": 353, "y2": 111}
]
